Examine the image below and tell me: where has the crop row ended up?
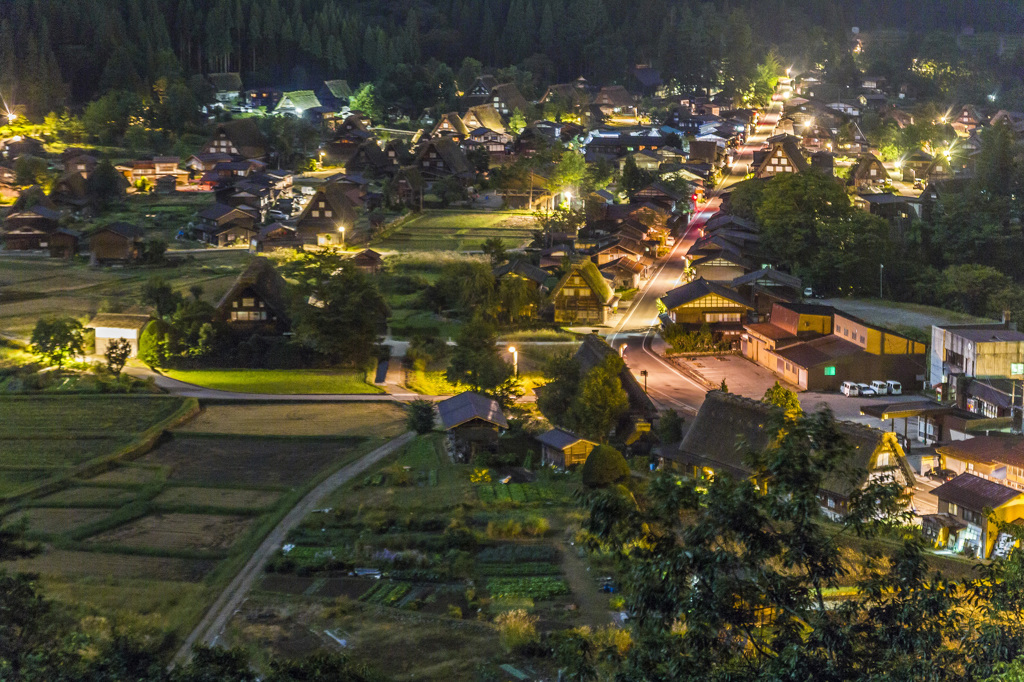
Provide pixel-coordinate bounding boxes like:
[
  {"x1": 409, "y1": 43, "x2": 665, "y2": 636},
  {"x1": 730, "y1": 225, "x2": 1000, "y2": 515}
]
[
  {"x1": 487, "y1": 576, "x2": 570, "y2": 600},
  {"x1": 476, "y1": 544, "x2": 559, "y2": 563},
  {"x1": 359, "y1": 580, "x2": 413, "y2": 606},
  {"x1": 477, "y1": 483, "x2": 560, "y2": 504},
  {"x1": 476, "y1": 562, "x2": 561, "y2": 577}
]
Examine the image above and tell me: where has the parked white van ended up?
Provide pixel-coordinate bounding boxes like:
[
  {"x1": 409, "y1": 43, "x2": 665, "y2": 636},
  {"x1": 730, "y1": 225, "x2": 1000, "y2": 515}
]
[
  {"x1": 886, "y1": 380, "x2": 902, "y2": 395},
  {"x1": 870, "y1": 381, "x2": 889, "y2": 396},
  {"x1": 840, "y1": 381, "x2": 860, "y2": 397}
]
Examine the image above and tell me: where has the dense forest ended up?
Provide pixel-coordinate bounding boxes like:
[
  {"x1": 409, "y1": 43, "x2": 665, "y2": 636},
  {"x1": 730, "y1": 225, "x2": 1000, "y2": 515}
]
[{"x1": 2, "y1": 0, "x2": 1024, "y2": 115}]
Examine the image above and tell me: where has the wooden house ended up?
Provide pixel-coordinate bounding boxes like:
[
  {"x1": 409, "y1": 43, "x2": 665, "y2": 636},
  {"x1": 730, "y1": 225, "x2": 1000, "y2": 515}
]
[
  {"x1": 49, "y1": 228, "x2": 81, "y2": 259},
  {"x1": 85, "y1": 313, "x2": 152, "y2": 357},
  {"x1": 599, "y1": 256, "x2": 648, "y2": 289},
  {"x1": 196, "y1": 204, "x2": 258, "y2": 246},
  {"x1": 669, "y1": 390, "x2": 914, "y2": 521},
  {"x1": 64, "y1": 153, "x2": 97, "y2": 177},
  {"x1": 465, "y1": 127, "x2": 513, "y2": 156},
  {"x1": 467, "y1": 75, "x2": 499, "y2": 98},
  {"x1": 431, "y1": 112, "x2": 470, "y2": 140},
  {"x1": 660, "y1": 278, "x2": 754, "y2": 338},
  {"x1": 848, "y1": 153, "x2": 889, "y2": 188},
  {"x1": 463, "y1": 104, "x2": 507, "y2": 134},
  {"x1": 346, "y1": 140, "x2": 399, "y2": 177},
  {"x1": 316, "y1": 79, "x2": 351, "y2": 109},
  {"x1": 50, "y1": 172, "x2": 90, "y2": 208},
  {"x1": 901, "y1": 149, "x2": 934, "y2": 182},
  {"x1": 249, "y1": 222, "x2": 300, "y2": 253},
  {"x1": 551, "y1": 261, "x2": 618, "y2": 325},
  {"x1": 294, "y1": 181, "x2": 358, "y2": 246},
  {"x1": 2, "y1": 205, "x2": 62, "y2": 250},
  {"x1": 753, "y1": 137, "x2": 809, "y2": 178},
  {"x1": 990, "y1": 110, "x2": 1024, "y2": 137},
  {"x1": 538, "y1": 428, "x2": 597, "y2": 468},
  {"x1": 593, "y1": 86, "x2": 636, "y2": 117},
  {"x1": 200, "y1": 119, "x2": 268, "y2": 160},
  {"x1": 89, "y1": 222, "x2": 144, "y2": 263},
  {"x1": 273, "y1": 90, "x2": 322, "y2": 116},
  {"x1": 494, "y1": 260, "x2": 550, "y2": 292},
  {"x1": 415, "y1": 138, "x2": 475, "y2": 181},
  {"x1": 437, "y1": 392, "x2": 508, "y2": 461},
  {"x1": 215, "y1": 257, "x2": 291, "y2": 336},
  {"x1": 490, "y1": 83, "x2": 531, "y2": 119},
  {"x1": 352, "y1": 248, "x2": 384, "y2": 274}
]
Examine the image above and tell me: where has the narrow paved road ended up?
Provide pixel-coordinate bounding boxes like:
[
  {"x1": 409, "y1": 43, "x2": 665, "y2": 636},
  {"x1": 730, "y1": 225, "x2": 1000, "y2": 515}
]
[
  {"x1": 171, "y1": 430, "x2": 416, "y2": 666},
  {"x1": 607, "y1": 97, "x2": 785, "y2": 414}
]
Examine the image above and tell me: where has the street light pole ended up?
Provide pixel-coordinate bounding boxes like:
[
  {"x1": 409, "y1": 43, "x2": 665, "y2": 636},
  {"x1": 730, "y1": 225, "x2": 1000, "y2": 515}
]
[
  {"x1": 640, "y1": 369, "x2": 648, "y2": 393},
  {"x1": 508, "y1": 346, "x2": 518, "y2": 376},
  {"x1": 879, "y1": 263, "x2": 884, "y2": 299}
]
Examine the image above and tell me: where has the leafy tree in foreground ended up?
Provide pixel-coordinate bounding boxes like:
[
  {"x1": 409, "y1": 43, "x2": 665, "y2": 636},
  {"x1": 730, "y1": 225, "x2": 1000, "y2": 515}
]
[
  {"x1": 104, "y1": 337, "x2": 133, "y2": 376},
  {"x1": 762, "y1": 380, "x2": 802, "y2": 419},
  {"x1": 293, "y1": 263, "x2": 389, "y2": 368},
  {"x1": 30, "y1": 317, "x2": 85, "y2": 368},
  {"x1": 481, "y1": 236, "x2": 508, "y2": 266},
  {"x1": 569, "y1": 354, "x2": 629, "y2": 442},
  {"x1": 446, "y1": 318, "x2": 512, "y2": 395},
  {"x1": 581, "y1": 444, "x2": 629, "y2": 487},
  {"x1": 579, "y1": 407, "x2": 1024, "y2": 681}
]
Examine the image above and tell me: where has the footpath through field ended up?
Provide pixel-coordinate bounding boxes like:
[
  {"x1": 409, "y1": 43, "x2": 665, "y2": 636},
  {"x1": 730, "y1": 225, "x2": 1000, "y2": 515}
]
[{"x1": 171, "y1": 430, "x2": 417, "y2": 666}]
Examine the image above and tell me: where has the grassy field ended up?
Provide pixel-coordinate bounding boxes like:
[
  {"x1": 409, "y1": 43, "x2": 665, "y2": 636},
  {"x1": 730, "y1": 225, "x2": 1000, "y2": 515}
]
[
  {"x1": 95, "y1": 192, "x2": 214, "y2": 245},
  {"x1": 373, "y1": 210, "x2": 536, "y2": 251},
  {"x1": 162, "y1": 369, "x2": 384, "y2": 394},
  {"x1": 3, "y1": 402, "x2": 406, "y2": 644},
  {"x1": 0, "y1": 251, "x2": 248, "y2": 338},
  {"x1": 175, "y1": 402, "x2": 408, "y2": 437},
  {"x1": 0, "y1": 395, "x2": 188, "y2": 499}
]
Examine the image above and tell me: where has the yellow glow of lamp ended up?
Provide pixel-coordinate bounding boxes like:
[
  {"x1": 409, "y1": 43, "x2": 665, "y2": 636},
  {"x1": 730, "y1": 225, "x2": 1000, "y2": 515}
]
[{"x1": 508, "y1": 346, "x2": 518, "y2": 375}]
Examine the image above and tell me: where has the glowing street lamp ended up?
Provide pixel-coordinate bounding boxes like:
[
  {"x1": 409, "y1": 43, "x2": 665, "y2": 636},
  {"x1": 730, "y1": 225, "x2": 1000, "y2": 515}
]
[
  {"x1": 338, "y1": 225, "x2": 345, "y2": 246},
  {"x1": 508, "y1": 346, "x2": 518, "y2": 376}
]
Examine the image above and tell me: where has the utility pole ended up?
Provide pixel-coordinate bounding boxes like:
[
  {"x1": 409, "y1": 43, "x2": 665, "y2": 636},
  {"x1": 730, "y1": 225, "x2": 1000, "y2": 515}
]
[{"x1": 640, "y1": 369, "x2": 648, "y2": 393}]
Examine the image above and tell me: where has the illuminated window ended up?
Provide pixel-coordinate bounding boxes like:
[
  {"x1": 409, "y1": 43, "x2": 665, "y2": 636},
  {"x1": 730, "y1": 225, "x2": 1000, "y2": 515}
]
[
  {"x1": 1012, "y1": 363, "x2": 1023, "y2": 375},
  {"x1": 824, "y1": 366, "x2": 836, "y2": 376}
]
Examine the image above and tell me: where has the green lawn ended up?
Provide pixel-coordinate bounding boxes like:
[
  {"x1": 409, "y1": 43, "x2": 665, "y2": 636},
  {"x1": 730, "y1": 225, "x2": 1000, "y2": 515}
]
[
  {"x1": 163, "y1": 369, "x2": 384, "y2": 394},
  {"x1": 374, "y1": 210, "x2": 536, "y2": 251}
]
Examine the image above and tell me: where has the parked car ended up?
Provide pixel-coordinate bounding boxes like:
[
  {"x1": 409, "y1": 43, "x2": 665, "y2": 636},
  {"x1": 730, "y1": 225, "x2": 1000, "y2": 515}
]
[
  {"x1": 857, "y1": 383, "x2": 877, "y2": 397},
  {"x1": 267, "y1": 209, "x2": 288, "y2": 221},
  {"x1": 927, "y1": 468, "x2": 957, "y2": 483},
  {"x1": 870, "y1": 380, "x2": 889, "y2": 396},
  {"x1": 886, "y1": 380, "x2": 903, "y2": 395},
  {"x1": 840, "y1": 381, "x2": 860, "y2": 397}
]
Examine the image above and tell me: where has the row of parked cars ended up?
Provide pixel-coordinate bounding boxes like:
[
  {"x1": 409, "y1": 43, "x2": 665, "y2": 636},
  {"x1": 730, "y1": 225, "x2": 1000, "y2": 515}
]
[{"x1": 839, "y1": 380, "x2": 903, "y2": 397}]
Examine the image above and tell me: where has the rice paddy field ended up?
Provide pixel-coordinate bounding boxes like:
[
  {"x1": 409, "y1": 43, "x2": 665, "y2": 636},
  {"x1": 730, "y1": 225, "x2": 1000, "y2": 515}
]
[
  {"x1": 0, "y1": 250, "x2": 248, "y2": 338},
  {"x1": 1, "y1": 400, "x2": 408, "y2": 644},
  {"x1": 373, "y1": 210, "x2": 537, "y2": 251}
]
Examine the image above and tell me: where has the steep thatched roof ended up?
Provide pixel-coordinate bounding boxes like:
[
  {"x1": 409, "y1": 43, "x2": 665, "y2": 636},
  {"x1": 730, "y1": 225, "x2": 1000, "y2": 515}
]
[
  {"x1": 677, "y1": 390, "x2": 915, "y2": 498},
  {"x1": 551, "y1": 261, "x2": 613, "y2": 304},
  {"x1": 215, "y1": 257, "x2": 291, "y2": 323}
]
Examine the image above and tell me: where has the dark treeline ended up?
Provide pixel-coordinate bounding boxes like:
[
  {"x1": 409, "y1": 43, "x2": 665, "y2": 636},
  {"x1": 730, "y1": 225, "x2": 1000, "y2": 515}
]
[{"x1": 2, "y1": 0, "x2": 1023, "y2": 114}]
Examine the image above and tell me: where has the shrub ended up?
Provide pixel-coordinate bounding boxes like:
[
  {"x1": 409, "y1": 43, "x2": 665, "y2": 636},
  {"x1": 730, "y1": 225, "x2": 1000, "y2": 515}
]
[
  {"x1": 486, "y1": 519, "x2": 523, "y2": 539},
  {"x1": 581, "y1": 444, "x2": 630, "y2": 487},
  {"x1": 522, "y1": 516, "x2": 550, "y2": 537},
  {"x1": 494, "y1": 609, "x2": 539, "y2": 653},
  {"x1": 407, "y1": 400, "x2": 436, "y2": 434},
  {"x1": 470, "y1": 468, "x2": 491, "y2": 484},
  {"x1": 447, "y1": 604, "x2": 463, "y2": 619}
]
